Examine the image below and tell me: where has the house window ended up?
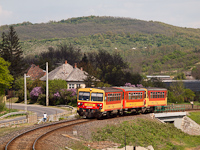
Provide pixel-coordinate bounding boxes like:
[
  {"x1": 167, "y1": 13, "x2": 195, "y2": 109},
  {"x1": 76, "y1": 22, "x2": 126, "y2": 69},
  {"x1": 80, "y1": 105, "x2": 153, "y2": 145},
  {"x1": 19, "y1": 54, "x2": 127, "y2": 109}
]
[
  {"x1": 69, "y1": 84, "x2": 75, "y2": 89},
  {"x1": 76, "y1": 84, "x2": 80, "y2": 88}
]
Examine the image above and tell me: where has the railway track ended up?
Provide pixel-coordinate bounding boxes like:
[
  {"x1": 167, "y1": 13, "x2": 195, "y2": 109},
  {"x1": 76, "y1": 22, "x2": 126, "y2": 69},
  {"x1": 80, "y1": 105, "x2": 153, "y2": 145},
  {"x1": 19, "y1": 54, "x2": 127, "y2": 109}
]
[
  {"x1": 4, "y1": 119, "x2": 91, "y2": 150},
  {"x1": 3, "y1": 108, "x2": 199, "y2": 150}
]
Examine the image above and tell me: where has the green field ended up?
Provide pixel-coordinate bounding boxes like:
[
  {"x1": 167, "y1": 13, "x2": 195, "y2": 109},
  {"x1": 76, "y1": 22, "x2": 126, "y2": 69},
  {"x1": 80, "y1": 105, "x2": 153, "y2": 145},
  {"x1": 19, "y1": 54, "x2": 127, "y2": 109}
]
[
  {"x1": 92, "y1": 118, "x2": 200, "y2": 150},
  {"x1": 188, "y1": 112, "x2": 200, "y2": 125}
]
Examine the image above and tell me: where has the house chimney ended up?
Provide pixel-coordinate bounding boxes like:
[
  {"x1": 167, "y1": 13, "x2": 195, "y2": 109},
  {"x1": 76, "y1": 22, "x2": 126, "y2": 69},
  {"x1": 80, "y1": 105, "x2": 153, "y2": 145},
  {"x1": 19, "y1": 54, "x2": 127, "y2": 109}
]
[
  {"x1": 74, "y1": 63, "x2": 77, "y2": 68},
  {"x1": 81, "y1": 67, "x2": 83, "y2": 71},
  {"x1": 65, "y1": 60, "x2": 67, "y2": 64}
]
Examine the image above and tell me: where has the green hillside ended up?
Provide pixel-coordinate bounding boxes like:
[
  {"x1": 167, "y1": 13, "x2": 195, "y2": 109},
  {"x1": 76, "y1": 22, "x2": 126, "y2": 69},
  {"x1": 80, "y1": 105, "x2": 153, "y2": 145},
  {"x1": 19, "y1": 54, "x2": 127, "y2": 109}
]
[{"x1": 1, "y1": 16, "x2": 200, "y2": 75}]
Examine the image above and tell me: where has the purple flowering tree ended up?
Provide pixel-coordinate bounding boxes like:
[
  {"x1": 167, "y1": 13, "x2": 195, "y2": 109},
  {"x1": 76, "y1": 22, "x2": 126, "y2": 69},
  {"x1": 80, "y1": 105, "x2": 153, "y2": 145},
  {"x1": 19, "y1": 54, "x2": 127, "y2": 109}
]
[
  {"x1": 54, "y1": 91, "x2": 61, "y2": 99},
  {"x1": 125, "y1": 83, "x2": 136, "y2": 87},
  {"x1": 59, "y1": 89, "x2": 77, "y2": 104},
  {"x1": 137, "y1": 84, "x2": 143, "y2": 88},
  {"x1": 30, "y1": 87, "x2": 43, "y2": 101},
  {"x1": 125, "y1": 83, "x2": 143, "y2": 87}
]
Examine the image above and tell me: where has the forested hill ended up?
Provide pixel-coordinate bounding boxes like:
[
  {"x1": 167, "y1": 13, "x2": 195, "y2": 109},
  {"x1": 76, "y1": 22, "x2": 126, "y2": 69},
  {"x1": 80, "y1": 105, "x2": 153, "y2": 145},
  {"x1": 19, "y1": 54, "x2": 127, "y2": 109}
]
[
  {"x1": 1, "y1": 16, "x2": 200, "y2": 75},
  {"x1": 0, "y1": 16, "x2": 200, "y2": 40}
]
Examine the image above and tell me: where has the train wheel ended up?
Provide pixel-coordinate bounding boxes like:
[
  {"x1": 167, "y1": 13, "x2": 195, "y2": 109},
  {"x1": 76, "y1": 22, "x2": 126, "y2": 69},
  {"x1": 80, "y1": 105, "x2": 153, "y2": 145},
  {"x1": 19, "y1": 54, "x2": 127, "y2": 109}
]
[
  {"x1": 86, "y1": 112, "x2": 92, "y2": 119},
  {"x1": 141, "y1": 107, "x2": 147, "y2": 113},
  {"x1": 96, "y1": 113, "x2": 103, "y2": 120},
  {"x1": 106, "y1": 112, "x2": 111, "y2": 118},
  {"x1": 150, "y1": 107, "x2": 155, "y2": 113}
]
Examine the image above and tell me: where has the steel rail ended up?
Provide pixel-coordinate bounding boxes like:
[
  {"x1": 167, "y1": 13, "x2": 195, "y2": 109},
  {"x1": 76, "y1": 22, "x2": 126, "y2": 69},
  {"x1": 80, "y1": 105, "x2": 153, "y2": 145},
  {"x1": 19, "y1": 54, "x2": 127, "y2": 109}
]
[
  {"x1": 4, "y1": 118, "x2": 80, "y2": 150},
  {"x1": 32, "y1": 120, "x2": 90, "y2": 150}
]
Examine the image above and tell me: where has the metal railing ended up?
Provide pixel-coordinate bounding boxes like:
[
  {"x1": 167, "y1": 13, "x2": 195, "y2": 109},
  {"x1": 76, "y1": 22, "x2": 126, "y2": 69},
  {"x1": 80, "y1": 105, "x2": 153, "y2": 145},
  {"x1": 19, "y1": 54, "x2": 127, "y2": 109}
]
[{"x1": 155, "y1": 105, "x2": 185, "y2": 112}]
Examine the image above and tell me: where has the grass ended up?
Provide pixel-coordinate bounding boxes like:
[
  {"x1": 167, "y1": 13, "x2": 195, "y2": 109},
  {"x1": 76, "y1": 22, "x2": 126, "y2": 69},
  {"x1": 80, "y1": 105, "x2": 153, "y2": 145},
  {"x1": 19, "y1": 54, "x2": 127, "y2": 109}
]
[
  {"x1": 4, "y1": 113, "x2": 26, "y2": 119},
  {"x1": 92, "y1": 118, "x2": 200, "y2": 150},
  {"x1": 69, "y1": 141, "x2": 90, "y2": 150},
  {"x1": 0, "y1": 122, "x2": 36, "y2": 137},
  {"x1": 0, "y1": 108, "x2": 19, "y2": 117},
  {"x1": 188, "y1": 112, "x2": 200, "y2": 125}
]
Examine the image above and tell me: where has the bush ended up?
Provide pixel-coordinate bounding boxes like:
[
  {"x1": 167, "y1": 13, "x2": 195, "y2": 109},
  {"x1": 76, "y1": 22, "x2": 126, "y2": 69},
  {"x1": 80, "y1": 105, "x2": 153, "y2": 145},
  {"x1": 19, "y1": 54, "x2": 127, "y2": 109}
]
[
  {"x1": 37, "y1": 94, "x2": 46, "y2": 105},
  {"x1": 59, "y1": 89, "x2": 77, "y2": 105},
  {"x1": 16, "y1": 89, "x2": 30, "y2": 102},
  {"x1": 0, "y1": 96, "x2": 5, "y2": 112},
  {"x1": 48, "y1": 79, "x2": 68, "y2": 95},
  {"x1": 30, "y1": 87, "x2": 43, "y2": 102}
]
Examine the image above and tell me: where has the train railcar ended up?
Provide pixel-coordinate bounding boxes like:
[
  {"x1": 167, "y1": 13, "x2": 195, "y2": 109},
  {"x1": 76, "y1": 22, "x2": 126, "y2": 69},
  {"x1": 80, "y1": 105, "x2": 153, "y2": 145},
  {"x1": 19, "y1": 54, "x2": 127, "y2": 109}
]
[
  {"x1": 77, "y1": 87, "x2": 124, "y2": 118},
  {"x1": 145, "y1": 87, "x2": 167, "y2": 108},
  {"x1": 115, "y1": 87, "x2": 146, "y2": 114}
]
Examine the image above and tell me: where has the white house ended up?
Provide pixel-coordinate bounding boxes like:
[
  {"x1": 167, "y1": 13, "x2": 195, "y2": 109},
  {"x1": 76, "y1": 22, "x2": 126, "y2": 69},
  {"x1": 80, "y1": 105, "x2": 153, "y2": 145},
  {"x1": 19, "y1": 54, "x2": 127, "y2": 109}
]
[{"x1": 40, "y1": 60, "x2": 99, "y2": 89}]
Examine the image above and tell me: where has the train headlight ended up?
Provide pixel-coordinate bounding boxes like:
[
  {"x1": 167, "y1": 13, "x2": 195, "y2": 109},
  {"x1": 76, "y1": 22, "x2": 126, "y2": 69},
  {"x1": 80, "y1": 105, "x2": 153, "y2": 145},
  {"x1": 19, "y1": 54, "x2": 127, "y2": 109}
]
[
  {"x1": 100, "y1": 104, "x2": 102, "y2": 106},
  {"x1": 78, "y1": 102, "x2": 80, "y2": 106}
]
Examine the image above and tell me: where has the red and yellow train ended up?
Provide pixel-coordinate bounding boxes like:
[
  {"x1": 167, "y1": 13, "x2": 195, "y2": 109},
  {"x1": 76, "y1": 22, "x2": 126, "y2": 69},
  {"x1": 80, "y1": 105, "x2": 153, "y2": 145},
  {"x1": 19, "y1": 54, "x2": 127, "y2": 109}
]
[{"x1": 77, "y1": 87, "x2": 167, "y2": 118}]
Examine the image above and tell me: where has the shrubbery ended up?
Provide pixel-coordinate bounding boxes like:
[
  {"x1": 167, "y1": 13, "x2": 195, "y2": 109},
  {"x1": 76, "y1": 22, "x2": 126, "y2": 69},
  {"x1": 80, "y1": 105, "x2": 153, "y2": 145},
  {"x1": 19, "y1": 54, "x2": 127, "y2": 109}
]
[
  {"x1": 0, "y1": 96, "x2": 5, "y2": 112},
  {"x1": 30, "y1": 87, "x2": 43, "y2": 103}
]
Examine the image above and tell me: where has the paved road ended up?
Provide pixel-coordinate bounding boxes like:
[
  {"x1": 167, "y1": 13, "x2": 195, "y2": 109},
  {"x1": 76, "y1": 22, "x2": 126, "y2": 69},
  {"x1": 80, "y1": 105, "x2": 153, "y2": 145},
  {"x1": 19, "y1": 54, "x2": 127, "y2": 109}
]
[
  {"x1": 0, "y1": 103, "x2": 66, "y2": 124},
  {"x1": 6, "y1": 103, "x2": 65, "y2": 117}
]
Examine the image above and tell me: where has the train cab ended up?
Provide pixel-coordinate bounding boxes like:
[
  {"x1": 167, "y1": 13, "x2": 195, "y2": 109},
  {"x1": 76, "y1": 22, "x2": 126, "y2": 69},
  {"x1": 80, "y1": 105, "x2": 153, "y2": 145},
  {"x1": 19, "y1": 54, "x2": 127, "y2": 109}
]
[
  {"x1": 77, "y1": 87, "x2": 124, "y2": 118},
  {"x1": 77, "y1": 88, "x2": 104, "y2": 118}
]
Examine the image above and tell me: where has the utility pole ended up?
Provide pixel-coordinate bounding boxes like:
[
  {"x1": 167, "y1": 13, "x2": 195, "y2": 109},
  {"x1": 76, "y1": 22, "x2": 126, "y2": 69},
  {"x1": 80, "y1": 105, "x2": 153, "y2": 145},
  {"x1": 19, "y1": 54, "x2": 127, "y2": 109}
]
[
  {"x1": 46, "y1": 62, "x2": 49, "y2": 106},
  {"x1": 24, "y1": 74, "x2": 27, "y2": 111}
]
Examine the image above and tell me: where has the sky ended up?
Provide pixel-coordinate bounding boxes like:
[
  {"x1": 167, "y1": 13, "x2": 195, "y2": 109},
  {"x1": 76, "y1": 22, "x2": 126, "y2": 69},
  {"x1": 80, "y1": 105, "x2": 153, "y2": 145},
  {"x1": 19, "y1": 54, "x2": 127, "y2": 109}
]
[{"x1": 0, "y1": 0, "x2": 200, "y2": 28}]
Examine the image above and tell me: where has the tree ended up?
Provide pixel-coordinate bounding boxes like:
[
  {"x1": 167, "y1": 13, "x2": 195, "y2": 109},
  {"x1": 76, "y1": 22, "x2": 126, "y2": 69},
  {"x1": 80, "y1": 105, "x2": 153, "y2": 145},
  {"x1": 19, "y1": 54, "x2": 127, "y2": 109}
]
[
  {"x1": 192, "y1": 65, "x2": 200, "y2": 80},
  {"x1": 89, "y1": 50, "x2": 128, "y2": 86},
  {"x1": 168, "y1": 81, "x2": 185, "y2": 103},
  {"x1": 174, "y1": 73, "x2": 186, "y2": 80},
  {"x1": 48, "y1": 79, "x2": 68, "y2": 95},
  {"x1": 0, "y1": 26, "x2": 25, "y2": 78},
  {"x1": 0, "y1": 57, "x2": 14, "y2": 95},
  {"x1": 184, "y1": 89, "x2": 195, "y2": 102},
  {"x1": 37, "y1": 43, "x2": 82, "y2": 71}
]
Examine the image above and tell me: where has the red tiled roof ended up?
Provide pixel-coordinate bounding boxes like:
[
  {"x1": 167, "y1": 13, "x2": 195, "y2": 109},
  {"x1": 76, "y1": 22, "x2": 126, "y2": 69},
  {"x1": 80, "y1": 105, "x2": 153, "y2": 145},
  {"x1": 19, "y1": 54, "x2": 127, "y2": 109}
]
[{"x1": 27, "y1": 64, "x2": 46, "y2": 80}]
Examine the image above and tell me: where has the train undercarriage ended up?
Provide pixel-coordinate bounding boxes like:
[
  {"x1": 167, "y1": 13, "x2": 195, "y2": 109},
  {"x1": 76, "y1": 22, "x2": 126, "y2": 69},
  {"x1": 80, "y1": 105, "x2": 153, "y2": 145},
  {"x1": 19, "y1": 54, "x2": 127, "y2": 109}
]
[{"x1": 77, "y1": 107, "x2": 156, "y2": 119}]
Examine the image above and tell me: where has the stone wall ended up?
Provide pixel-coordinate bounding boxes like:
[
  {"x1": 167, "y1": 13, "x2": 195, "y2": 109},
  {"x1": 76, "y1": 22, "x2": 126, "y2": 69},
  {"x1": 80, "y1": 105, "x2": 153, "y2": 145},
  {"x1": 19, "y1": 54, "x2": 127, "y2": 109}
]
[{"x1": 181, "y1": 116, "x2": 200, "y2": 135}]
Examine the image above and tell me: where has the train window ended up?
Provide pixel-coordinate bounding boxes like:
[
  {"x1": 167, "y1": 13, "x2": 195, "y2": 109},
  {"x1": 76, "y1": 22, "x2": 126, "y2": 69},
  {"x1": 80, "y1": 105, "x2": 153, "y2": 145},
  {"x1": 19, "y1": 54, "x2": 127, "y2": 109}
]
[
  {"x1": 79, "y1": 92, "x2": 90, "y2": 101},
  {"x1": 135, "y1": 93, "x2": 137, "y2": 99},
  {"x1": 151, "y1": 92, "x2": 153, "y2": 98},
  {"x1": 128, "y1": 93, "x2": 132, "y2": 100},
  {"x1": 110, "y1": 93, "x2": 113, "y2": 101},
  {"x1": 108, "y1": 94, "x2": 111, "y2": 101},
  {"x1": 91, "y1": 93, "x2": 103, "y2": 102}
]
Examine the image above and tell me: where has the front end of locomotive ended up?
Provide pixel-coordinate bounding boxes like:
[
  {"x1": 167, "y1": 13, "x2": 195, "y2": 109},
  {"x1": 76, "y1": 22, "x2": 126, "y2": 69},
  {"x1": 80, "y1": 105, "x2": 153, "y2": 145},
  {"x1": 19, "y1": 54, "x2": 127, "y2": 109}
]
[{"x1": 77, "y1": 88, "x2": 104, "y2": 118}]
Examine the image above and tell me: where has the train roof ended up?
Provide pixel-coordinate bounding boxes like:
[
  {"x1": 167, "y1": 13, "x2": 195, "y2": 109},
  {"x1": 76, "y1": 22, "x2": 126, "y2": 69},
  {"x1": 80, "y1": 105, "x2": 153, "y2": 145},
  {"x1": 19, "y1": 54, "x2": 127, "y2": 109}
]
[
  {"x1": 114, "y1": 87, "x2": 145, "y2": 91},
  {"x1": 146, "y1": 87, "x2": 167, "y2": 91},
  {"x1": 97, "y1": 87, "x2": 123, "y2": 93}
]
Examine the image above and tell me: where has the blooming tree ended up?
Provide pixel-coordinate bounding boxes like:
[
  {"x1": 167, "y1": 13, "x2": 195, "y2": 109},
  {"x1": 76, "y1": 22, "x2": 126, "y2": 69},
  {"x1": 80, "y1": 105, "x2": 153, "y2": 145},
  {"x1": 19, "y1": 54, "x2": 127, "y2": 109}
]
[
  {"x1": 125, "y1": 83, "x2": 135, "y2": 87},
  {"x1": 30, "y1": 87, "x2": 43, "y2": 101},
  {"x1": 125, "y1": 83, "x2": 143, "y2": 87}
]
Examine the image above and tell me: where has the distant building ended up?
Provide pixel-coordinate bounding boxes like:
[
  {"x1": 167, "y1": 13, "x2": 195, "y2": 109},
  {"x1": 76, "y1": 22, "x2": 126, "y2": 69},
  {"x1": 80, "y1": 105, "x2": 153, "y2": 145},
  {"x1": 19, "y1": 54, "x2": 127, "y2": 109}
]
[
  {"x1": 146, "y1": 75, "x2": 171, "y2": 81},
  {"x1": 40, "y1": 60, "x2": 99, "y2": 89},
  {"x1": 26, "y1": 64, "x2": 46, "y2": 80},
  {"x1": 163, "y1": 80, "x2": 200, "y2": 92},
  {"x1": 183, "y1": 71, "x2": 195, "y2": 80}
]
